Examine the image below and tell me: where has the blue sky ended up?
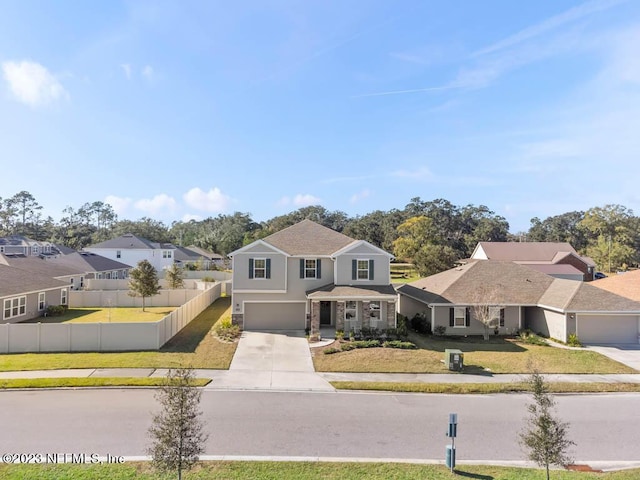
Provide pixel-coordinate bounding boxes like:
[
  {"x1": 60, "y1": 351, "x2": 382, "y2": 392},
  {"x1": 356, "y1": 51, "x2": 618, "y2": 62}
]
[{"x1": 1, "y1": 0, "x2": 639, "y2": 233}]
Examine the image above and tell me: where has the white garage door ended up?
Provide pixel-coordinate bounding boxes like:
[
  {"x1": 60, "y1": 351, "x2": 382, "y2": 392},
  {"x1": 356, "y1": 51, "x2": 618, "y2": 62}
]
[
  {"x1": 244, "y1": 303, "x2": 306, "y2": 330},
  {"x1": 578, "y1": 315, "x2": 639, "y2": 344}
]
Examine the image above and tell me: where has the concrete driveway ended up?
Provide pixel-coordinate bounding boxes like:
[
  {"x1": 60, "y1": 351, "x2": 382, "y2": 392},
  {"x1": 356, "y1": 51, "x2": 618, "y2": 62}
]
[
  {"x1": 586, "y1": 344, "x2": 640, "y2": 371},
  {"x1": 211, "y1": 331, "x2": 334, "y2": 392}
]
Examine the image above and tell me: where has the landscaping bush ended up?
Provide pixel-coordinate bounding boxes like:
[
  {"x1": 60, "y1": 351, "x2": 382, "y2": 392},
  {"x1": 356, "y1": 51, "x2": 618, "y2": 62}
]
[
  {"x1": 567, "y1": 334, "x2": 583, "y2": 347},
  {"x1": 396, "y1": 316, "x2": 408, "y2": 338},
  {"x1": 214, "y1": 318, "x2": 241, "y2": 341},
  {"x1": 352, "y1": 340, "x2": 381, "y2": 349},
  {"x1": 323, "y1": 347, "x2": 341, "y2": 355},
  {"x1": 383, "y1": 340, "x2": 417, "y2": 349},
  {"x1": 433, "y1": 325, "x2": 447, "y2": 336},
  {"x1": 45, "y1": 305, "x2": 67, "y2": 316},
  {"x1": 335, "y1": 330, "x2": 345, "y2": 341},
  {"x1": 517, "y1": 329, "x2": 547, "y2": 346},
  {"x1": 201, "y1": 276, "x2": 215, "y2": 283},
  {"x1": 410, "y1": 313, "x2": 430, "y2": 334},
  {"x1": 340, "y1": 343, "x2": 356, "y2": 352}
]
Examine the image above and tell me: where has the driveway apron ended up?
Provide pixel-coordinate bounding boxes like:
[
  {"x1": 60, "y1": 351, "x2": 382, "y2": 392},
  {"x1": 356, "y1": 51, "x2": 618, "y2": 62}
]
[
  {"x1": 209, "y1": 331, "x2": 335, "y2": 392},
  {"x1": 585, "y1": 344, "x2": 640, "y2": 371}
]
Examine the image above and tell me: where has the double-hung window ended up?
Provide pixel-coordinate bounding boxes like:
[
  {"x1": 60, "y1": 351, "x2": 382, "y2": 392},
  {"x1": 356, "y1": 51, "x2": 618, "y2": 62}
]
[
  {"x1": 61, "y1": 289, "x2": 68, "y2": 306},
  {"x1": 453, "y1": 307, "x2": 466, "y2": 327},
  {"x1": 38, "y1": 292, "x2": 46, "y2": 311},
  {"x1": 3, "y1": 297, "x2": 26, "y2": 320},
  {"x1": 300, "y1": 259, "x2": 321, "y2": 279},
  {"x1": 253, "y1": 259, "x2": 266, "y2": 279}
]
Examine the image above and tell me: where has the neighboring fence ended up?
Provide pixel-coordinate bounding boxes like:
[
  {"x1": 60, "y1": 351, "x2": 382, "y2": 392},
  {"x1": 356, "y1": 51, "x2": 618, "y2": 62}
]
[
  {"x1": 0, "y1": 282, "x2": 224, "y2": 353},
  {"x1": 70, "y1": 288, "x2": 202, "y2": 308}
]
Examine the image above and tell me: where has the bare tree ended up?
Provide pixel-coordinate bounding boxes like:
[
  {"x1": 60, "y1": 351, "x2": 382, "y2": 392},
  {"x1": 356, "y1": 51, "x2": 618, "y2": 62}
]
[
  {"x1": 520, "y1": 370, "x2": 575, "y2": 480},
  {"x1": 148, "y1": 368, "x2": 208, "y2": 480},
  {"x1": 471, "y1": 285, "x2": 504, "y2": 340}
]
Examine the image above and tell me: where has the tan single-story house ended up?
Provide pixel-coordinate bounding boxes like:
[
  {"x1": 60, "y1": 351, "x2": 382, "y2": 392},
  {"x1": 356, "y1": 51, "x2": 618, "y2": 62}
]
[{"x1": 397, "y1": 260, "x2": 640, "y2": 344}]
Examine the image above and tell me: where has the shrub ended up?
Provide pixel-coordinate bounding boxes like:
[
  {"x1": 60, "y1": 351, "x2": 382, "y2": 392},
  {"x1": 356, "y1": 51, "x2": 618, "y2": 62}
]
[
  {"x1": 567, "y1": 334, "x2": 582, "y2": 347},
  {"x1": 396, "y1": 316, "x2": 408, "y2": 338},
  {"x1": 517, "y1": 329, "x2": 547, "y2": 346},
  {"x1": 340, "y1": 343, "x2": 356, "y2": 352},
  {"x1": 45, "y1": 305, "x2": 66, "y2": 316},
  {"x1": 433, "y1": 325, "x2": 447, "y2": 336},
  {"x1": 383, "y1": 340, "x2": 417, "y2": 349},
  {"x1": 410, "y1": 313, "x2": 430, "y2": 334},
  {"x1": 214, "y1": 319, "x2": 241, "y2": 341},
  {"x1": 323, "y1": 347, "x2": 341, "y2": 355},
  {"x1": 352, "y1": 340, "x2": 381, "y2": 348},
  {"x1": 335, "y1": 330, "x2": 345, "y2": 341}
]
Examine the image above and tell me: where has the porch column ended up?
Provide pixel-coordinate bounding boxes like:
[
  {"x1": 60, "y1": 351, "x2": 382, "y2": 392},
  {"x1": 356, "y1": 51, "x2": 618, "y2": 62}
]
[
  {"x1": 336, "y1": 301, "x2": 345, "y2": 331},
  {"x1": 362, "y1": 301, "x2": 370, "y2": 329},
  {"x1": 310, "y1": 300, "x2": 321, "y2": 341},
  {"x1": 386, "y1": 300, "x2": 396, "y2": 328}
]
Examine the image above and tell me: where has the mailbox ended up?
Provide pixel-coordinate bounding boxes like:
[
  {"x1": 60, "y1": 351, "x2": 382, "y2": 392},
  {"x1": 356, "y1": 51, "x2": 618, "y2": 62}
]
[{"x1": 445, "y1": 349, "x2": 464, "y2": 371}]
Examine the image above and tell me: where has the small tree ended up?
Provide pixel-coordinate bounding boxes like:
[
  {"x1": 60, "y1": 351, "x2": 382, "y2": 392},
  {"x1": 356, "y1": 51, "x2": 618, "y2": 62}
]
[
  {"x1": 128, "y1": 260, "x2": 160, "y2": 312},
  {"x1": 471, "y1": 285, "x2": 503, "y2": 341},
  {"x1": 165, "y1": 263, "x2": 185, "y2": 289},
  {"x1": 148, "y1": 368, "x2": 208, "y2": 480},
  {"x1": 520, "y1": 371, "x2": 575, "y2": 480}
]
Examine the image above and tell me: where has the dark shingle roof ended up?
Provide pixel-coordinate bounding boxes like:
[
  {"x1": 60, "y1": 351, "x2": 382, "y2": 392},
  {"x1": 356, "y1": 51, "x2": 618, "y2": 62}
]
[
  {"x1": 0, "y1": 254, "x2": 83, "y2": 277},
  {"x1": 262, "y1": 220, "x2": 356, "y2": 256},
  {"x1": 88, "y1": 234, "x2": 175, "y2": 250},
  {"x1": 307, "y1": 283, "x2": 398, "y2": 299},
  {"x1": 0, "y1": 264, "x2": 67, "y2": 297},
  {"x1": 50, "y1": 252, "x2": 132, "y2": 272}
]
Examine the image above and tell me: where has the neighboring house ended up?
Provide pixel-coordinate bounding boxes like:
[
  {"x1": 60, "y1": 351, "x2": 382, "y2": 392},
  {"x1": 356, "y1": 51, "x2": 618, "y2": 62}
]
[
  {"x1": 84, "y1": 234, "x2": 176, "y2": 272},
  {"x1": 0, "y1": 264, "x2": 69, "y2": 323},
  {"x1": 591, "y1": 270, "x2": 640, "y2": 302},
  {"x1": 229, "y1": 220, "x2": 397, "y2": 339},
  {"x1": 471, "y1": 241, "x2": 596, "y2": 281},
  {"x1": 173, "y1": 246, "x2": 224, "y2": 270},
  {"x1": 0, "y1": 236, "x2": 60, "y2": 258},
  {"x1": 397, "y1": 260, "x2": 640, "y2": 344},
  {"x1": 0, "y1": 252, "x2": 130, "y2": 290}
]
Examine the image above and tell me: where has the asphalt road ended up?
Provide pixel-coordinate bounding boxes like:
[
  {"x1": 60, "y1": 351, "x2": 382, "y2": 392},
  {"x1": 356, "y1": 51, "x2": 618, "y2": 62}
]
[{"x1": 0, "y1": 389, "x2": 639, "y2": 463}]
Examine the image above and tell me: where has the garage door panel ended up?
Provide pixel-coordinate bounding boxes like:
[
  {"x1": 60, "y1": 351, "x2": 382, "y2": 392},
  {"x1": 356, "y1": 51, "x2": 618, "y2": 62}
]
[
  {"x1": 244, "y1": 303, "x2": 305, "y2": 330},
  {"x1": 579, "y1": 315, "x2": 638, "y2": 344}
]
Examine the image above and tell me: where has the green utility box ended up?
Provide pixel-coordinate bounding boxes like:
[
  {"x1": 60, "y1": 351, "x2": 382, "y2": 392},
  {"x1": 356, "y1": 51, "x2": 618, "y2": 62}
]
[{"x1": 445, "y1": 349, "x2": 464, "y2": 371}]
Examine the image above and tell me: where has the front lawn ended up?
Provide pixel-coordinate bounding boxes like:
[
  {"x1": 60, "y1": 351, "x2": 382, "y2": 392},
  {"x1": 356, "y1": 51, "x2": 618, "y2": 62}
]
[
  {"x1": 312, "y1": 332, "x2": 636, "y2": 374},
  {"x1": 1, "y1": 462, "x2": 638, "y2": 480},
  {"x1": 21, "y1": 307, "x2": 177, "y2": 324},
  {"x1": 0, "y1": 377, "x2": 211, "y2": 389},
  {"x1": 0, "y1": 298, "x2": 237, "y2": 371}
]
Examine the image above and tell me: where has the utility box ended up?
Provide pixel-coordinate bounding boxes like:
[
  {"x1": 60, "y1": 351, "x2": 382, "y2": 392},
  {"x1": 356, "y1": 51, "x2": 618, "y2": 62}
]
[
  {"x1": 445, "y1": 349, "x2": 464, "y2": 371},
  {"x1": 446, "y1": 444, "x2": 456, "y2": 469}
]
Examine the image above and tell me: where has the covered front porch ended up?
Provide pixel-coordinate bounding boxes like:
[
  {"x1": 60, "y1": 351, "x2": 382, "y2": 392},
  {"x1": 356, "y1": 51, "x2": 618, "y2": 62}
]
[{"x1": 306, "y1": 284, "x2": 398, "y2": 341}]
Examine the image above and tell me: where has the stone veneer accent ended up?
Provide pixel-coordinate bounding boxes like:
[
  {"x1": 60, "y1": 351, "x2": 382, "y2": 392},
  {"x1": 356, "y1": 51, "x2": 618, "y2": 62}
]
[
  {"x1": 310, "y1": 300, "x2": 321, "y2": 341},
  {"x1": 386, "y1": 300, "x2": 396, "y2": 328},
  {"x1": 336, "y1": 301, "x2": 345, "y2": 331},
  {"x1": 231, "y1": 313, "x2": 244, "y2": 330},
  {"x1": 362, "y1": 301, "x2": 371, "y2": 329}
]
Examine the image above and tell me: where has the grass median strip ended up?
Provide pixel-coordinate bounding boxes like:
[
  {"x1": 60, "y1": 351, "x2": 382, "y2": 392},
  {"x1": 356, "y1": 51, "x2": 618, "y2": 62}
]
[
  {"x1": 0, "y1": 377, "x2": 211, "y2": 389},
  {"x1": 0, "y1": 462, "x2": 638, "y2": 479},
  {"x1": 330, "y1": 381, "x2": 640, "y2": 394}
]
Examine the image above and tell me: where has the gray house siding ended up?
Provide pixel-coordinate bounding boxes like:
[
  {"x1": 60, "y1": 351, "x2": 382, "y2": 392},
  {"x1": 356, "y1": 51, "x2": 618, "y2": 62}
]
[
  {"x1": 1, "y1": 288, "x2": 66, "y2": 324},
  {"x1": 398, "y1": 294, "x2": 430, "y2": 320},
  {"x1": 432, "y1": 305, "x2": 520, "y2": 336},
  {"x1": 335, "y1": 251, "x2": 390, "y2": 286},
  {"x1": 526, "y1": 307, "x2": 567, "y2": 341}
]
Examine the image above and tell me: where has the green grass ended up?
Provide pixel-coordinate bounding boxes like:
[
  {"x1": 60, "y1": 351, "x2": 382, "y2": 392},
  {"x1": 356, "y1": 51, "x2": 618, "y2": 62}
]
[
  {"x1": 312, "y1": 332, "x2": 636, "y2": 374},
  {"x1": 21, "y1": 307, "x2": 177, "y2": 324},
  {"x1": 0, "y1": 462, "x2": 637, "y2": 479},
  {"x1": 331, "y1": 381, "x2": 640, "y2": 394},
  {"x1": 0, "y1": 377, "x2": 211, "y2": 389},
  {"x1": 390, "y1": 263, "x2": 421, "y2": 284},
  {"x1": 0, "y1": 298, "x2": 237, "y2": 371}
]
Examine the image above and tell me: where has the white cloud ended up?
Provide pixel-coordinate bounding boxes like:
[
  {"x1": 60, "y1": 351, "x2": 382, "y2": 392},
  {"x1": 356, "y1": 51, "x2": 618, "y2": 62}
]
[
  {"x1": 392, "y1": 166, "x2": 433, "y2": 180},
  {"x1": 120, "y1": 64, "x2": 132, "y2": 79},
  {"x1": 134, "y1": 194, "x2": 177, "y2": 214},
  {"x1": 104, "y1": 195, "x2": 132, "y2": 215},
  {"x1": 350, "y1": 189, "x2": 371, "y2": 204},
  {"x1": 293, "y1": 194, "x2": 321, "y2": 207},
  {"x1": 183, "y1": 187, "x2": 231, "y2": 212},
  {"x1": 276, "y1": 196, "x2": 291, "y2": 207},
  {"x1": 142, "y1": 65, "x2": 154, "y2": 79},
  {"x1": 2, "y1": 60, "x2": 68, "y2": 107}
]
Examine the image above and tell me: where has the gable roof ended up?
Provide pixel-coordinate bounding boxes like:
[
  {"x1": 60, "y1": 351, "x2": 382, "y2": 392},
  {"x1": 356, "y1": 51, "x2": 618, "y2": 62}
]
[
  {"x1": 260, "y1": 220, "x2": 356, "y2": 256},
  {"x1": 474, "y1": 242, "x2": 579, "y2": 262},
  {"x1": 0, "y1": 254, "x2": 82, "y2": 278},
  {"x1": 0, "y1": 264, "x2": 68, "y2": 298},
  {"x1": 590, "y1": 270, "x2": 640, "y2": 302},
  {"x1": 397, "y1": 260, "x2": 640, "y2": 313},
  {"x1": 184, "y1": 245, "x2": 223, "y2": 260},
  {"x1": 87, "y1": 234, "x2": 175, "y2": 250},
  {"x1": 49, "y1": 252, "x2": 132, "y2": 273}
]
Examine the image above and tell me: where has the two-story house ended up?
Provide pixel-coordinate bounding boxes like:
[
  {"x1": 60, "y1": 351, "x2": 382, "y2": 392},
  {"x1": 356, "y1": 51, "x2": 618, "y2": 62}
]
[
  {"x1": 229, "y1": 220, "x2": 397, "y2": 340},
  {"x1": 84, "y1": 234, "x2": 176, "y2": 273},
  {"x1": 0, "y1": 236, "x2": 59, "y2": 257}
]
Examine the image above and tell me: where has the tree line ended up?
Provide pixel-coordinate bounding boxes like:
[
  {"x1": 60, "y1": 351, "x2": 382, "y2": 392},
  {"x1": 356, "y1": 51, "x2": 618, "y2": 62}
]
[{"x1": 1, "y1": 190, "x2": 638, "y2": 273}]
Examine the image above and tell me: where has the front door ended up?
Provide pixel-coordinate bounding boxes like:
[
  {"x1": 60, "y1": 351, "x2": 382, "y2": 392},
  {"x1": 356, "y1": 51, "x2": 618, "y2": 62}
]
[{"x1": 320, "y1": 301, "x2": 331, "y2": 325}]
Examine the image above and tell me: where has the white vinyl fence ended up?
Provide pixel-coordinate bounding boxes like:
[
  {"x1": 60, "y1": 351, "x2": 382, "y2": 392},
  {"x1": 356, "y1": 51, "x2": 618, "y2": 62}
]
[{"x1": 0, "y1": 282, "x2": 226, "y2": 353}]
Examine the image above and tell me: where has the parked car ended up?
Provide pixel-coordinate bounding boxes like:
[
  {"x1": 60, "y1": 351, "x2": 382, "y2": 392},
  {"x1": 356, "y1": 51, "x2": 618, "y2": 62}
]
[{"x1": 594, "y1": 272, "x2": 607, "y2": 279}]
